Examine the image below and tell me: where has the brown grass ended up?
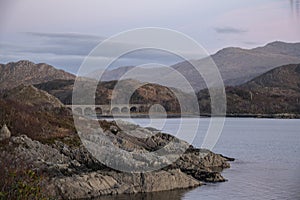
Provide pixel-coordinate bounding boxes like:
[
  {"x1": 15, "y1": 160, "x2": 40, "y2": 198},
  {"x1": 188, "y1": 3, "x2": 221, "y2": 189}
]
[{"x1": 0, "y1": 99, "x2": 77, "y2": 143}]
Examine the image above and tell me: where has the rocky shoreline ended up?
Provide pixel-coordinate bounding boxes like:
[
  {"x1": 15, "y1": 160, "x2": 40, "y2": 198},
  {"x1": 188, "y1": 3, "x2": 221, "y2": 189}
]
[
  {"x1": 97, "y1": 113, "x2": 300, "y2": 119},
  {"x1": 0, "y1": 120, "x2": 234, "y2": 199}
]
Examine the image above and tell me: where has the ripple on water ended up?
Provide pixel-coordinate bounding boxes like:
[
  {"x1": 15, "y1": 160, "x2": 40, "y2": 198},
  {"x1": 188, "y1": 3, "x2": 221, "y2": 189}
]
[{"x1": 99, "y1": 118, "x2": 300, "y2": 200}]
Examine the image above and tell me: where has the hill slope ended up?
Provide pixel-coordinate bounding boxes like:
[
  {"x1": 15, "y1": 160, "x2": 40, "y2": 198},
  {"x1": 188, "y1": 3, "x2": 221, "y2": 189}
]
[
  {"x1": 0, "y1": 87, "x2": 75, "y2": 141},
  {"x1": 198, "y1": 63, "x2": 300, "y2": 115},
  {"x1": 211, "y1": 41, "x2": 300, "y2": 87},
  {"x1": 0, "y1": 60, "x2": 75, "y2": 90},
  {"x1": 2, "y1": 85, "x2": 63, "y2": 109},
  {"x1": 35, "y1": 79, "x2": 197, "y2": 113}
]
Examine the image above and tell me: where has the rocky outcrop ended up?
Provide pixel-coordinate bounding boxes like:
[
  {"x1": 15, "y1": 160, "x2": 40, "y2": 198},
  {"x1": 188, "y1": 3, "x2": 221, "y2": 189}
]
[
  {"x1": 0, "y1": 124, "x2": 11, "y2": 141},
  {"x1": 48, "y1": 169, "x2": 200, "y2": 199},
  {"x1": 167, "y1": 148, "x2": 231, "y2": 182},
  {"x1": 1, "y1": 120, "x2": 233, "y2": 199}
]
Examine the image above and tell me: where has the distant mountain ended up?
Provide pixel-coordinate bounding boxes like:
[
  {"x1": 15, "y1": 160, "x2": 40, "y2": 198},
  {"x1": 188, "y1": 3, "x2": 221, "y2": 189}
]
[
  {"x1": 94, "y1": 41, "x2": 300, "y2": 91},
  {"x1": 253, "y1": 41, "x2": 300, "y2": 58},
  {"x1": 211, "y1": 41, "x2": 300, "y2": 87},
  {"x1": 100, "y1": 66, "x2": 136, "y2": 81},
  {"x1": 198, "y1": 63, "x2": 300, "y2": 115},
  {"x1": 0, "y1": 60, "x2": 75, "y2": 90}
]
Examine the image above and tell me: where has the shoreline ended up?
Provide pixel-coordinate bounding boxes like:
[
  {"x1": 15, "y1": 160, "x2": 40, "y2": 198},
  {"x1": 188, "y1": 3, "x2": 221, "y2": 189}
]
[
  {"x1": 96, "y1": 113, "x2": 300, "y2": 119},
  {"x1": 1, "y1": 119, "x2": 234, "y2": 199}
]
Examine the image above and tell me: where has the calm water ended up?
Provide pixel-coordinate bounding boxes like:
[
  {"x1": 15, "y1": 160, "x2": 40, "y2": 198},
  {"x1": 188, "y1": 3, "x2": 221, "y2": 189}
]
[{"x1": 98, "y1": 118, "x2": 300, "y2": 200}]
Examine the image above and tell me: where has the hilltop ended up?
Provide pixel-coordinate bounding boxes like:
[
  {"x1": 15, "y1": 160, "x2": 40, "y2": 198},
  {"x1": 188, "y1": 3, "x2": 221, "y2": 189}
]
[{"x1": 0, "y1": 60, "x2": 75, "y2": 90}]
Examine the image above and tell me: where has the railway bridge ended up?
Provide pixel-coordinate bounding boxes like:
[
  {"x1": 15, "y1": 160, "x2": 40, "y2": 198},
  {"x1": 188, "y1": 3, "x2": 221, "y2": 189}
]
[{"x1": 66, "y1": 104, "x2": 150, "y2": 116}]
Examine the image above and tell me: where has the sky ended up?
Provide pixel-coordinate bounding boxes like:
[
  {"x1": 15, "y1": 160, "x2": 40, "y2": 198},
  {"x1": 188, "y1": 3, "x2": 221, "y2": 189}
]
[{"x1": 0, "y1": 0, "x2": 299, "y2": 73}]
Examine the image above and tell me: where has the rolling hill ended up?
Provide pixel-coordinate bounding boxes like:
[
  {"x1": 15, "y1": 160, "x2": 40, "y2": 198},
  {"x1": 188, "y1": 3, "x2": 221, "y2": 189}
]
[
  {"x1": 198, "y1": 63, "x2": 300, "y2": 116},
  {"x1": 95, "y1": 41, "x2": 300, "y2": 91}
]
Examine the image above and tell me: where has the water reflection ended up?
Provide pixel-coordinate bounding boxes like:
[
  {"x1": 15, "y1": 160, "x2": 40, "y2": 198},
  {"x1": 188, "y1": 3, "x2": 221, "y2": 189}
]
[{"x1": 95, "y1": 188, "x2": 195, "y2": 200}]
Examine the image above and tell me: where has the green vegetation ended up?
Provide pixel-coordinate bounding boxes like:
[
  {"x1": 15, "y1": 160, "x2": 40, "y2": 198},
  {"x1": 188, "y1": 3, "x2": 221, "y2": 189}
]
[{"x1": 0, "y1": 154, "x2": 50, "y2": 200}]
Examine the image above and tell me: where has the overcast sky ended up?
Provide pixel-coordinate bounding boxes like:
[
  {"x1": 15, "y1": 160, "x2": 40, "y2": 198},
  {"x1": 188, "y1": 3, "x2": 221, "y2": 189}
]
[{"x1": 0, "y1": 0, "x2": 299, "y2": 73}]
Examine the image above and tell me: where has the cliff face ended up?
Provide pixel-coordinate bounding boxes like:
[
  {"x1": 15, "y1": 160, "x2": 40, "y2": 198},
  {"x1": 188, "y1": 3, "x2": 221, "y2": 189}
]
[{"x1": 0, "y1": 60, "x2": 75, "y2": 90}]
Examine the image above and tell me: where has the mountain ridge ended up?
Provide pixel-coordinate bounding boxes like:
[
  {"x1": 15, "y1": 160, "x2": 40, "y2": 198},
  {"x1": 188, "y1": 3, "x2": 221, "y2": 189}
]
[
  {"x1": 94, "y1": 41, "x2": 300, "y2": 91},
  {"x1": 0, "y1": 60, "x2": 75, "y2": 90}
]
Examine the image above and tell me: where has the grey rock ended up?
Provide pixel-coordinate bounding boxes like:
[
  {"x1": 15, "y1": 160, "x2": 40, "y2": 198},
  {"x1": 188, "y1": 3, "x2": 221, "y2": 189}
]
[
  {"x1": 48, "y1": 169, "x2": 201, "y2": 200},
  {"x1": 1, "y1": 120, "x2": 233, "y2": 199},
  {"x1": 0, "y1": 124, "x2": 11, "y2": 141}
]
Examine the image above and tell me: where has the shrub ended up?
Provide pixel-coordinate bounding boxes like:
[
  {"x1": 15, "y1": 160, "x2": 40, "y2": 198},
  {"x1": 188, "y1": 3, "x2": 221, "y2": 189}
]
[{"x1": 0, "y1": 153, "x2": 49, "y2": 200}]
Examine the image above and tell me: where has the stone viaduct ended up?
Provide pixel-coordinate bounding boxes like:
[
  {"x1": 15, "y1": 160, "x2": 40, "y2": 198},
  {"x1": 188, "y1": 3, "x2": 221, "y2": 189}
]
[{"x1": 66, "y1": 104, "x2": 150, "y2": 116}]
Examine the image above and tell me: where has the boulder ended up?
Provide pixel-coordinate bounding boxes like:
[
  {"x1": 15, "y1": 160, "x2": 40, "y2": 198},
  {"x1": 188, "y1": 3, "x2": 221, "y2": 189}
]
[
  {"x1": 0, "y1": 124, "x2": 11, "y2": 141},
  {"x1": 48, "y1": 169, "x2": 201, "y2": 199}
]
